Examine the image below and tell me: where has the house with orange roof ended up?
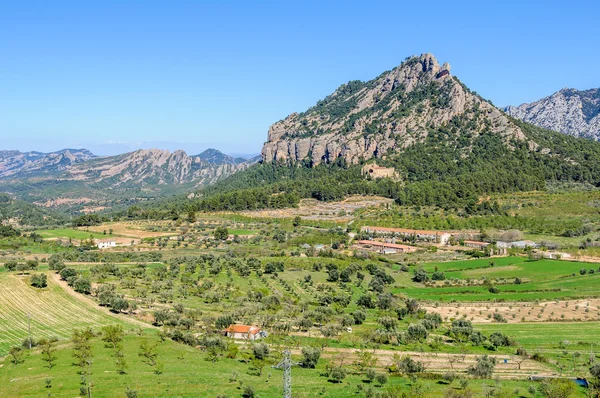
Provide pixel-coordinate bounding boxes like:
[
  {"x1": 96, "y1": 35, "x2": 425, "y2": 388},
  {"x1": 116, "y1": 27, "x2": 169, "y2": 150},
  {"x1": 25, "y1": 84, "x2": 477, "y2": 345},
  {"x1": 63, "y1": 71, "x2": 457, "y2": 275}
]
[{"x1": 223, "y1": 324, "x2": 267, "y2": 340}]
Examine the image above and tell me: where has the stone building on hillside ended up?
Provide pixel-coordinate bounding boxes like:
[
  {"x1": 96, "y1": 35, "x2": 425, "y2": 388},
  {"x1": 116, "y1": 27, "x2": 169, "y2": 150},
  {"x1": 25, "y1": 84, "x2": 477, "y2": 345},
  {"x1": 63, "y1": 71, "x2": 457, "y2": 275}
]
[{"x1": 361, "y1": 163, "x2": 397, "y2": 179}]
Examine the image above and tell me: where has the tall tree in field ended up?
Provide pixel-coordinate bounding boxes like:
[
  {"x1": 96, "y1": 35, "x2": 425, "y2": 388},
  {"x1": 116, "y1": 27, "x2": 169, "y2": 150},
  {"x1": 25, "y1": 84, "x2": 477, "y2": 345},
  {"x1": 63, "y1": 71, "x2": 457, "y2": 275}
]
[
  {"x1": 102, "y1": 325, "x2": 127, "y2": 374},
  {"x1": 39, "y1": 337, "x2": 58, "y2": 369}
]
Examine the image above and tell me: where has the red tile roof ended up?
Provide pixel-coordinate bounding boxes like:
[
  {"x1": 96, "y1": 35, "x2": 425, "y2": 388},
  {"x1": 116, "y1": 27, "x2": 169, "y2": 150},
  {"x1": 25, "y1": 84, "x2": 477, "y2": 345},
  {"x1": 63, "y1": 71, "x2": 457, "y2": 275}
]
[{"x1": 224, "y1": 324, "x2": 261, "y2": 335}]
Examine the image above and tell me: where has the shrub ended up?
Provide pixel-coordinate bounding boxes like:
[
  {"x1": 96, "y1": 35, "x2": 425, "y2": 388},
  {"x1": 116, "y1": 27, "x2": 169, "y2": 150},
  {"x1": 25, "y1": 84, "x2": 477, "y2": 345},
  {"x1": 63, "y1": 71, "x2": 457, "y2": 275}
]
[
  {"x1": 467, "y1": 355, "x2": 496, "y2": 378},
  {"x1": 352, "y1": 310, "x2": 366, "y2": 325},
  {"x1": 329, "y1": 366, "x2": 347, "y2": 383},
  {"x1": 30, "y1": 273, "x2": 47, "y2": 288},
  {"x1": 407, "y1": 323, "x2": 428, "y2": 342},
  {"x1": 365, "y1": 368, "x2": 376, "y2": 382},
  {"x1": 375, "y1": 373, "x2": 388, "y2": 386},
  {"x1": 300, "y1": 347, "x2": 320, "y2": 368}
]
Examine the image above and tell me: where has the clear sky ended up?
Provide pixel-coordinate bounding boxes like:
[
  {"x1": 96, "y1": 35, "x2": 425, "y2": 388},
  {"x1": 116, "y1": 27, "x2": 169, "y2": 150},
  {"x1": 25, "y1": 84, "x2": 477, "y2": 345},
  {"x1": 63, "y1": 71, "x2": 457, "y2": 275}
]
[{"x1": 1, "y1": 0, "x2": 598, "y2": 156}]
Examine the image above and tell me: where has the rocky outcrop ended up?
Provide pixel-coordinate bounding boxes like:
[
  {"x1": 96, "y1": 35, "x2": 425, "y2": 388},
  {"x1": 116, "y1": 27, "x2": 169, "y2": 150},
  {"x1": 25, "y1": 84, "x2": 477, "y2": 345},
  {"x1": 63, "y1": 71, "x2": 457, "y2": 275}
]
[
  {"x1": 59, "y1": 149, "x2": 256, "y2": 187},
  {"x1": 505, "y1": 88, "x2": 600, "y2": 140},
  {"x1": 261, "y1": 53, "x2": 526, "y2": 165}
]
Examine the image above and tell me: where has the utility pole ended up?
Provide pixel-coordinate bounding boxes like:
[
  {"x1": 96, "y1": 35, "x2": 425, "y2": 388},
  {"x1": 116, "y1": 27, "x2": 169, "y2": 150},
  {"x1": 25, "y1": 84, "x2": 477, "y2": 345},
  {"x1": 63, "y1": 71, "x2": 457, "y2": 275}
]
[{"x1": 273, "y1": 349, "x2": 301, "y2": 398}]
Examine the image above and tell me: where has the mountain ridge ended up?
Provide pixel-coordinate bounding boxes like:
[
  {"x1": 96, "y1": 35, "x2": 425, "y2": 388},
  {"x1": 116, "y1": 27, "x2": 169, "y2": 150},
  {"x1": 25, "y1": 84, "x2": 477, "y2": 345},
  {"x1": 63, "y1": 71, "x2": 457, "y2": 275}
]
[
  {"x1": 0, "y1": 147, "x2": 258, "y2": 207},
  {"x1": 261, "y1": 53, "x2": 527, "y2": 165},
  {"x1": 505, "y1": 87, "x2": 600, "y2": 140}
]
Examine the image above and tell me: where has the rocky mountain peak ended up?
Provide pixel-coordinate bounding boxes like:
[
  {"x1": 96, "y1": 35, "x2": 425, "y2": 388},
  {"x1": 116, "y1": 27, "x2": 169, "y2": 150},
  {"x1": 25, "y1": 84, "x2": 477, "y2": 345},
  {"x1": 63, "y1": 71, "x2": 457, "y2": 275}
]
[
  {"x1": 261, "y1": 53, "x2": 524, "y2": 165},
  {"x1": 505, "y1": 87, "x2": 600, "y2": 140}
]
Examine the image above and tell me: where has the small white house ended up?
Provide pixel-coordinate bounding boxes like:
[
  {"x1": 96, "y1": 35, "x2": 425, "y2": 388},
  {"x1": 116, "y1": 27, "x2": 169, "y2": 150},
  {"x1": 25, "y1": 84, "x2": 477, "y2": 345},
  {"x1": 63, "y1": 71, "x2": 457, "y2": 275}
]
[
  {"x1": 96, "y1": 240, "x2": 116, "y2": 249},
  {"x1": 223, "y1": 324, "x2": 267, "y2": 341}
]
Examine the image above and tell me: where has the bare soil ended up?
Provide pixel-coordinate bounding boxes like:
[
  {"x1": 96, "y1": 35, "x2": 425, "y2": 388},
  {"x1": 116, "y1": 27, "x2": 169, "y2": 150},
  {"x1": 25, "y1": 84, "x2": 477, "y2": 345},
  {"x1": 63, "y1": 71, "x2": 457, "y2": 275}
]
[{"x1": 423, "y1": 298, "x2": 600, "y2": 323}]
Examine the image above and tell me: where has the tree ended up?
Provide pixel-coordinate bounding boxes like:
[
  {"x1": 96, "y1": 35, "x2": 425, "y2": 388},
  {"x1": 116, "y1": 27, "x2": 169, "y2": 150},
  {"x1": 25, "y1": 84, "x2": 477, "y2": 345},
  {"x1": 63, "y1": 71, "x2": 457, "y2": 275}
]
[
  {"x1": 329, "y1": 366, "x2": 347, "y2": 383},
  {"x1": 412, "y1": 268, "x2": 429, "y2": 283},
  {"x1": 73, "y1": 277, "x2": 92, "y2": 294},
  {"x1": 213, "y1": 226, "x2": 229, "y2": 241},
  {"x1": 5, "y1": 260, "x2": 18, "y2": 272},
  {"x1": 103, "y1": 324, "x2": 127, "y2": 374},
  {"x1": 252, "y1": 343, "x2": 270, "y2": 360},
  {"x1": 30, "y1": 273, "x2": 47, "y2": 288},
  {"x1": 395, "y1": 355, "x2": 425, "y2": 375},
  {"x1": 26, "y1": 259, "x2": 39, "y2": 270},
  {"x1": 8, "y1": 346, "x2": 24, "y2": 365},
  {"x1": 59, "y1": 267, "x2": 77, "y2": 281},
  {"x1": 139, "y1": 339, "x2": 161, "y2": 374},
  {"x1": 538, "y1": 379, "x2": 575, "y2": 398},
  {"x1": 110, "y1": 296, "x2": 129, "y2": 313},
  {"x1": 375, "y1": 373, "x2": 388, "y2": 387},
  {"x1": 365, "y1": 368, "x2": 376, "y2": 382},
  {"x1": 301, "y1": 347, "x2": 321, "y2": 368},
  {"x1": 352, "y1": 310, "x2": 366, "y2": 325},
  {"x1": 293, "y1": 216, "x2": 302, "y2": 227},
  {"x1": 467, "y1": 355, "x2": 496, "y2": 378},
  {"x1": 407, "y1": 323, "x2": 428, "y2": 342},
  {"x1": 39, "y1": 337, "x2": 58, "y2": 369},
  {"x1": 590, "y1": 363, "x2": 600, "y2": 380},
  {"x1": 72, "y1": 328, "x2": 94, "y2": 375}
]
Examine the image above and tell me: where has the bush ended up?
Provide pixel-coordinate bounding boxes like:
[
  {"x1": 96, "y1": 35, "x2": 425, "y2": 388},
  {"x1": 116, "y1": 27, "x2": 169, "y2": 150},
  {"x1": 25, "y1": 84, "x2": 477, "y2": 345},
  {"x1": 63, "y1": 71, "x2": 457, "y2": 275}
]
[
  {"x1": 407, "y1": 323, "x2": 428, "y2": 341},
  {"x1": 375, "y1": 373, "x2": 388, "y2": 386},
  {"x1": 300, "y1": 347, "x2": 320, "y2": 368},
  {"x1": 365, "y1": 368, "x2": 376, "y2": 382},
  {"x1": 59, "y1": 267, "x2": 77, "y2": 281},
  {"x1": 396, "y1": 356, "x2": 424, "y2": 375},
  {"x1": 352, "y1": 310, "x2": 366, "y2": 325},
  {"x1": 242, "y1": 385, "x2": 256, "y2": 398},
  {"x1": 329, "y1": 366, "x2": 347, "y2": 383},
  {"x1": 467, "y1": 355, "x2": 496, "y2": 378},
  {"x1": 73, "y1": 277, "x2": 92, "y2": 294},
  {"x1": 252, "y1": 343, "x2": 270, "y2": 360},
  {"x1": 30, "y1": 273, "x2": 47, "y2": 288},
  {"x1": 412, "y1": 269, "x2": 429, "y2": 283}
]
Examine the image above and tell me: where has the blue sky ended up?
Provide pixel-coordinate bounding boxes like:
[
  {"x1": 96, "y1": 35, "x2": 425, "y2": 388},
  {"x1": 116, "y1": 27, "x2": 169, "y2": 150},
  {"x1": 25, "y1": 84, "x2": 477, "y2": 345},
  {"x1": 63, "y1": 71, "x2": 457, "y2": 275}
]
[{"x1": 1, "y1": 0, "x2": 598, "y2": 156}]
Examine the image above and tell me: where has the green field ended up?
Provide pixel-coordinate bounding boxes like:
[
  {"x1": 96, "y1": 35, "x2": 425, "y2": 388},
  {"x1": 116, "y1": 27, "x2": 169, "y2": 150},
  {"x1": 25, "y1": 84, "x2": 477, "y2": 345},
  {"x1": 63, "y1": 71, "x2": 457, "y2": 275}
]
[
  {"x1": 395, "y1": 257, "x2": 600, "y2": 302},
  {"x1": 0, "y1": 272, "x2": 135, "y2": 356},
  {"x1": 0, "y1": 333, "x2": 584, "y2": 398},
  {"x1": 228, "y1": 228, "x2": 257, "y2": 235},
  {"x1": 479, "y1": 321, "x2": 600, "y2": 350},
  {"x1": 36, "y1": 228, "x2": 109, "y2": 240}
]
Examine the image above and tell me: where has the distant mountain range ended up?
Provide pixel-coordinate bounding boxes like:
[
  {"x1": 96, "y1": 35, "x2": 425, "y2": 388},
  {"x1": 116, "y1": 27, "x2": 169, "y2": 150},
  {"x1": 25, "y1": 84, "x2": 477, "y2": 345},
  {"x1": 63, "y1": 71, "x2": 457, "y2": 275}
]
[
  {"x1": 0, "y1": 149, "x2": 96, "y2": 178},
  {"x1": 0, "y1": 148, "x2": 259, "y2": 210},
  {"x1": 505, "y1": 88, "x2": 600, "y2": 140}
]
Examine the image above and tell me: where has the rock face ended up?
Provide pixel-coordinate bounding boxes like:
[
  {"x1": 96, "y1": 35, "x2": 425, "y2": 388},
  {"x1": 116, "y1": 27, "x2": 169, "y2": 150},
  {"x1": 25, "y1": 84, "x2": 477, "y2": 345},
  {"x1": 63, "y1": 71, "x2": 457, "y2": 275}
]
[
  {"x1": 505, "y1": 88, "x2": 600, "y2": 140},
  {"x1": 64, "y1": 149, "x2": 255, "y2": 186},
  {"x1": 261, "y1": 53, "x2": 525, "y2": 165}
]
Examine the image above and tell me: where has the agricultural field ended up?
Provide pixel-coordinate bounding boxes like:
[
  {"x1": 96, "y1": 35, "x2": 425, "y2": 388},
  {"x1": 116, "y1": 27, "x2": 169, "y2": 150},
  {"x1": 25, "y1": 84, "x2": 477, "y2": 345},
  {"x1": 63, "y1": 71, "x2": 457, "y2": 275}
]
[
  {"x1": 3, "y1": 203, "x2": 600, "y2": 398},
  {"x1": 397, "y1": 257, "x2": 600, "y2": 302},
  {"x1": 35, "y1": 228, "x2": 108, "y2": 240},
  {"x1": 0, "y1": 271, "x2": 138, "y2": 356}
]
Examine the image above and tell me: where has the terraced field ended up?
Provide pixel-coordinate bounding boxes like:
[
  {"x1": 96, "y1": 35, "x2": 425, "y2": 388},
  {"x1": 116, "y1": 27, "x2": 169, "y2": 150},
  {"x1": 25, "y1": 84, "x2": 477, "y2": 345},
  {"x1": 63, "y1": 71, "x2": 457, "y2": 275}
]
[
  {"x1": 0, "y1": 272, "x2": 130, "y2": 355},
  {"x1": 396, "y1": 257, "x2": 600, "y2": 302}
]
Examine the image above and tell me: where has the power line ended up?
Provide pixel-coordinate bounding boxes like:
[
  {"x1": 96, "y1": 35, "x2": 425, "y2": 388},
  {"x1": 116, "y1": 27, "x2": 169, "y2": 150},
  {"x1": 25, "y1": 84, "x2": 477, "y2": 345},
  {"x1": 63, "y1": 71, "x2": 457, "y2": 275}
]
[{"x1": 273, "y1": 349, "x2": 301, "y2": 398}]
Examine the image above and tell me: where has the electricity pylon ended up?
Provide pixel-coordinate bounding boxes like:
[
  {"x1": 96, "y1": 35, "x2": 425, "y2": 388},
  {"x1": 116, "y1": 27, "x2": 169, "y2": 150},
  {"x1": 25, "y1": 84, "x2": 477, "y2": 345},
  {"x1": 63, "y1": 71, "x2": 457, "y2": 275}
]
[{"x1": 273, "y1": 349, "x2": 301, "y2": 398}]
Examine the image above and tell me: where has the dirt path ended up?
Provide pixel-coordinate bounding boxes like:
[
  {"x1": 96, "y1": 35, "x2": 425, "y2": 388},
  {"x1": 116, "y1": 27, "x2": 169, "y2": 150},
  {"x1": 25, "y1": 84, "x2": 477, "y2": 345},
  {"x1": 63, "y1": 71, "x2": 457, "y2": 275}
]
[{"x1": 50, "y1": 273, "x2": 155, "y2": 330}]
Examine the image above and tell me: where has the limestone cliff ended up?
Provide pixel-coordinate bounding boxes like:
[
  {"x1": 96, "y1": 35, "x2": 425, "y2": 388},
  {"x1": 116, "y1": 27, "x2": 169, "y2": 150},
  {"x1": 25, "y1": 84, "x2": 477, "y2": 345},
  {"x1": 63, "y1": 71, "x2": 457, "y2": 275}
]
[
  {"x1": 505, "y1": 88, "x2": 600, "y2": 140},
  {"x1": 262, "y1": 53, "x2": 525, "y2": 165}
]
